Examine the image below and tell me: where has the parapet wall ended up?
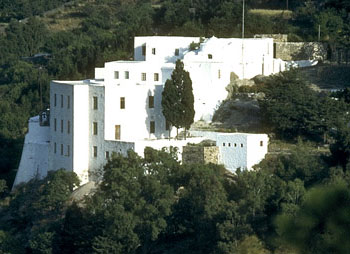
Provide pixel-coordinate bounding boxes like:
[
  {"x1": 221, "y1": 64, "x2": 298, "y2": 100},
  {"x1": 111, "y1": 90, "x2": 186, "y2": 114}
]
[
  {"x1": 254, "y1": 34, "x2": 288, "y2": 42},
  {"x1": 275, "y1": 42, "x2": 327, "y2": 61}
]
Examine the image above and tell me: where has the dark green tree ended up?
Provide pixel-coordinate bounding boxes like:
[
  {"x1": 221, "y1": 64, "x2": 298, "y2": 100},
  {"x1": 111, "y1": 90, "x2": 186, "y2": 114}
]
[
  {"x1": 330, "y1": 125, "x2": 350, "y2": 170},
  {"x1": 275, "y1": 184, "x2": 350, "y2": 254},
  {"x1": 162, "y1": 60, "x2": 195, "y2": 139}
]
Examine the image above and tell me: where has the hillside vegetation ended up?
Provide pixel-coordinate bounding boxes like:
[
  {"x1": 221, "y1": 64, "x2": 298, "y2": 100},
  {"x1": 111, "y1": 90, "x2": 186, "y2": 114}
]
[
  {"x1": 0, "y1": 0, "x2": 350, "y2": 253},
  {"x1": 0, "y1": 0, "x2": 349, "y2": 187}
]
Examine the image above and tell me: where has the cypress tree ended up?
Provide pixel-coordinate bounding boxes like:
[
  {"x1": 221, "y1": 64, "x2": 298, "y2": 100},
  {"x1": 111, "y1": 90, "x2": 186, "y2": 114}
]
[{"x1": 162, "y1": 60, "x2": 195, "y2": 139}]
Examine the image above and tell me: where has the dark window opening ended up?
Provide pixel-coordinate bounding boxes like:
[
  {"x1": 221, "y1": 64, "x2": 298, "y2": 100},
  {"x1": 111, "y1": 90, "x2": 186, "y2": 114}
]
[
  {"x1": 150, "y1": 121, "x2": 155, "y2": 134},
  {"x1": 120, "y1": 97, "x2": 125, "y2": 109},
  {"x1": 149, "y1": 96, "x2": 154, "y2": 108}
]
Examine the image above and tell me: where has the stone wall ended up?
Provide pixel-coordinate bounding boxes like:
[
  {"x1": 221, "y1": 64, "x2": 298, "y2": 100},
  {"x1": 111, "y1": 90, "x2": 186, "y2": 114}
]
[
  {"x1": 275, "y1": 42, "x2": 327, "y2": 61},
  {"x1": 254, "y1": 34, "x2": 288, "y2": 42},
  {"x1": 182, "y1": 146, "x2": 219, "y2": 165}
]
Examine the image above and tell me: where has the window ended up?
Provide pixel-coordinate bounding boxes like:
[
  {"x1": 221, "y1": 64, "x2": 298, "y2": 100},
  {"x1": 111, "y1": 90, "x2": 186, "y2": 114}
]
[
  {"x1": 105, "y1": 151, "x2": 110, "y2": 159},
  {"x1": 54, "y1": 118, "x2": 57, "y2": 131},
  {"x1": 54, "y1": 94, "x2": 57, "y2": 107},
  {"x1": 93, "y1": 96, "x2": 98, "y2": 110},
  {"x1": 142, "y1": 45, "x2": 146, "y2": 56},
  {"x1": 61, "y1": 119, "x2": 63, "y2": 133},
  {"x1": 241, "y1": 143, "x2": 244, "y2": 147},
  {"x1": 150, "y1": 121, "x2": 155, "y2": 134},
  {"x1": 54, "y1": 142, "x2": 56, "y2": 154},
  {"x1": 165, "y1": 120, "x2": 170, "y2": 131},
  {"x1": 260, "y1": 141, "x2": 264, "y2": 147},
  {"x1": 175, "y1": 48, "x2": 179, "y2": 56},
  {"x1": 61, "y1": 94, "x2": 64, "y2": 107},
  {"x1": 141, "y1": 73, "x2": 146, "y2": 81},
  {"x1": 93, "y1": 122, "x2": 98, "y2": 135},
  {"x1": 228, "y1": 143, "x2": 231, "y2": 147},
  {"x1": 120, "y1": 97, "x2": 125, "y2": 109},
  {"x1": 154, "y1": 73, "x2": 159, "y2": 81},
  {"x1": 61, "y1": 144, "x2": 63, "y2": 155},
  {"x1": 67, "y1": 145, "x2": 70, "y2": 157},
  {"x1": 208, "y1": 54, "x2": 213, "y2": 59},
  {"x1": 125, "y1": 71, "x2": 129, "y2": 79},
  {"x1": 115, "y1": 125, "x2": 121, "y2": 140},
  {"x1": 93, "y1": 146, "x2": 97, "y2": 157},
  {"x1": 223, "y1": 143, "x2": 226, "y2": 146},
  {"x1": 218, "y1": 69, "x2": 221, "y2": 79},
  {"x1": 234, "y1": 143, "x2": 237, "y2": 147},
  {"x1": 114, "y1": 71, "x2": 119, "y2": 79},
  {"x1": 152, "y1": 48, "x2": 156, "y2": 55},
  {"x1": 149, "y1": 96, "x2": 154, "y2": 108},
  {"x1": 67, "y1": 120, "x2": 70, "y2": 134},
  {"x1": 67, "y1": 95, "x2": 70, "y2": 109}
]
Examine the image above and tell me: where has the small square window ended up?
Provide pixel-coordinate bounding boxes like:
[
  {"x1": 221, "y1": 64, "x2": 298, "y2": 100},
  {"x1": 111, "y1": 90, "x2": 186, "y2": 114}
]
[
  {"x1": 223, "y1": 143, "x2": 225, "y2": 146},
  {"x1": 106, "y1": 151, "x2": 110, "y2": 159},
  {"x1": 234, "y1": 143, "x2": 237, "y2": 147},
  {"x1": 260, "y1": 141, "x2": 264, "y2": 146},
  {"x1": 93, "y1": 96, "x2": 98, "y2": 110},
  {"x1": 114, "y1": 71, "x2": 119, "y2": 79},
  {"x1": 141, "y1": 73, "x2": 146, "y2": 81},
  {"x1": 93, "y1": 146, "x2": 97, "y2": 157},
  {"x1": 152, "y1": 48, "x2": 156, "y2": 55},
  {"x1": 208, "y1": 54, "x2": 213, "y2": 59},
  {"x1": 120, "y1": 97, "x2": 125, "y2": 109},
  {"x1": 125, "y1": 71, "x2": 129, "y2": 79},
  {"x1": 175, "y1": 48, "x2": 179, "y2": 56},
  {"x1": 228, "y1": 143, "x2": 231, "y2": 147},
  {"x1": 241, "y1": 143, "x2": 244, "y2": 147},
  {"x1": 150, "y1": 121, "x2": 155, "y2": 134},
  {"x1": 149, "y1": 96, "x2": 154, "y2": 108},
  {"x1": 154, "y1": 73, "x2": 159, "y2": 81}
]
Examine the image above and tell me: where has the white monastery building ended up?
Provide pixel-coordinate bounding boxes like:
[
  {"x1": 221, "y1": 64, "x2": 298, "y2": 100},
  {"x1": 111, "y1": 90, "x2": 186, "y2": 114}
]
[{"x1": 14, "y1": 36, "x2": 294, "y2": 187}]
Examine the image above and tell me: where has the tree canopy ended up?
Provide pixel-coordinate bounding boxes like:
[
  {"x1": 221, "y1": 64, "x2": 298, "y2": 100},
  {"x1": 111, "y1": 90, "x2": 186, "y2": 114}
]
[{"x1": 162, "y1": 60, "x2": 194, "y2": 138}]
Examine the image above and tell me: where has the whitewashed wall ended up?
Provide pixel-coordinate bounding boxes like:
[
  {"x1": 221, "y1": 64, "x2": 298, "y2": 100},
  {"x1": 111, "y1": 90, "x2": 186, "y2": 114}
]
[
  {"x1": 134, "y1": 36, "x2": 200, "y2": 62},
  {"x1": 102, "y1": 61, "x2": 177, "y2": 141},
  {"x1": 246, "y1": 134, "x2": 269, "y2": 169},
  {"x1": 13, "y1": 116, "x2": 50, "y2": 187},
  {"x1": 49, "y1": 82, "x2": 74, "y2": 174}
]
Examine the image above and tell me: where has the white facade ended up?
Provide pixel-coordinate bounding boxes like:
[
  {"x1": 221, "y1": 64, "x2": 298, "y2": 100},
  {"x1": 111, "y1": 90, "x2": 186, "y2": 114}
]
[
  {"x1": 15, "y1": 36, "x2": 284, "y2": 186},
  {"x1": 189, "y1": 131, "x2": 269, "y2": 172},
  {"x1": 216, "y1": 133, "x2": 269, "y2": 172},
  {"x1": 13, "y1": 116, "x2": 50, "y2": 187}
]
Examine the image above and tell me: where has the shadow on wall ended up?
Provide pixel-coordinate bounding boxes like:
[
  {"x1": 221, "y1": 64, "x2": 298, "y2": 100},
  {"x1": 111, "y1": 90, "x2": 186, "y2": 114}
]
[
  {"x1": 165, "y1": 47, "x2": 188, "y2": 63},
  {"x1": 145, "y1": 85, "x2": 169, "y2": 140}
]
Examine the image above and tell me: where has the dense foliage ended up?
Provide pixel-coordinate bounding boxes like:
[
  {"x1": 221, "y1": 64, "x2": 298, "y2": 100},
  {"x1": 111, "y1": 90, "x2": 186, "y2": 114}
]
[
  {"x1": 0, "y1": 1, "x2": 350, "y2": 252},
  {"x1": 1, "y1": 0, "x2": 349, "y2": 187},
  {"x1": 1, "y1": 144, "x2": 349, "y2": 253},
  {"x1": 258, "y1": 70, "x2": 350, "y2": 141}
]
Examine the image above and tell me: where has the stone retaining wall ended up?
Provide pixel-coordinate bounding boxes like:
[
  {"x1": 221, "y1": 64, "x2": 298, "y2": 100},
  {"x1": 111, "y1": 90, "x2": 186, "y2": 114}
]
[
  {"x1": 182, "y1": 146, "x2": 219, "y2": 165},
  {"x1": 275, "y1": 42, "x2": 327, "y2": 61}
]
